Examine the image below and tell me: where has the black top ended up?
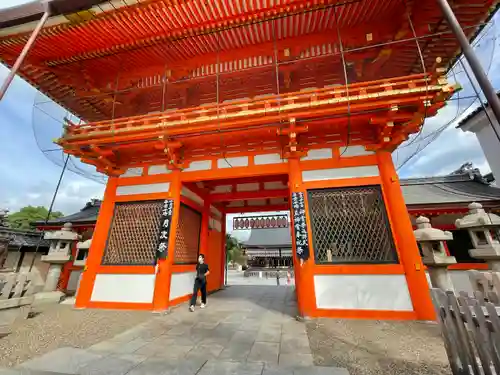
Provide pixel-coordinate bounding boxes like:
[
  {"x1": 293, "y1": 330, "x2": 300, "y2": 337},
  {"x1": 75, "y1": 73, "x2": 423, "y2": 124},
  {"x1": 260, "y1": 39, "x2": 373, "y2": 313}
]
[{"x1": 196, "y1": 263, "x2": 209, "y2": 282}]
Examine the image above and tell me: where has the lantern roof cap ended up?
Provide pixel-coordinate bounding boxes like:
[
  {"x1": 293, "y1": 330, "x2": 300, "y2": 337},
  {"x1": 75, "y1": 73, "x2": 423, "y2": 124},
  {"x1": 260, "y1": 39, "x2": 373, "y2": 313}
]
[
  {"x1": 77, "y1": 238, "x2": 91, "y2": 250},
  {"x1": 414, "y1": 216, "x2": 453, "y2": 242},
  {"x1": 43, "y1": 222, "x2": 79, "y2": 241},
  {"x1": 455, "y1": 202, "x2": 500, "y2": 229}
]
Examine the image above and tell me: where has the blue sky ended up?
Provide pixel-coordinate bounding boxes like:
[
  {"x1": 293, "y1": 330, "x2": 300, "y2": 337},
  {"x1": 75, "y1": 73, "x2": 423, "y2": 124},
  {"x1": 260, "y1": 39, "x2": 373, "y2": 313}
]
[{"x1": 0, "y1": 1, "x2": 498, "y2": 216}]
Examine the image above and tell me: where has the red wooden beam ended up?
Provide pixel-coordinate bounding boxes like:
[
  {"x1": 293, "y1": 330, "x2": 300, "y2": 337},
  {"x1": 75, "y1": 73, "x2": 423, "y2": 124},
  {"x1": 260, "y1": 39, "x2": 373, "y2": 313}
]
[
  {"x1": 225, "y1": 204, "x2": 290, "y2": 214},
  {"x1": 210, "y1": 189, "x2": 289, "y2": 202}
]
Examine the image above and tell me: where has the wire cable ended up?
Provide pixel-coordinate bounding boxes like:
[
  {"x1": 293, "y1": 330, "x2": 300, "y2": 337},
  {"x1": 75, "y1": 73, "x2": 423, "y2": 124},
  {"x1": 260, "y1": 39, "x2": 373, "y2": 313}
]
[
  {"x1": 39, "y1": 20, "x2": 498, "y2": 105},
  {"x1": 334, "y1": 7, "x2": 351, "y2": 157},
  {"x1": 397, "y1": 18, "x2": 497, "y2": 151},
  {"x1": 29, "y1": 153, "x2": 70, "y2": 272},
  {"x1": 458, "y1": 58, "x2": 500, "y2": 143},
  {"x1": 396, "y1": 15, "x2": 498, "y2": 170},
  {"x1": 216, "y1": 32, "x2": 233, "y2": 168},
  {"x1": 400, "y1": 8, "x2": 430, "y2": 149}
]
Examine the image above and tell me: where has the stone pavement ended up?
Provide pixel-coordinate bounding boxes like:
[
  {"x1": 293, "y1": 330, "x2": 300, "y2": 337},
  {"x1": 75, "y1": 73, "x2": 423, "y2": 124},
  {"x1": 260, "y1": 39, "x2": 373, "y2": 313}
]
[{"x1": 0, "y1": 286, "x2": 349, "y2": 375}]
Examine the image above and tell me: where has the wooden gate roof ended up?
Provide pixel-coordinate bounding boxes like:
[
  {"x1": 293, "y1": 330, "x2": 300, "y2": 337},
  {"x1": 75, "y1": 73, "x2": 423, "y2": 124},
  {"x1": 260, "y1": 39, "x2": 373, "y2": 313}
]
[{"x1": 0, "y1": 0, "x2": 497, "y2": 122}]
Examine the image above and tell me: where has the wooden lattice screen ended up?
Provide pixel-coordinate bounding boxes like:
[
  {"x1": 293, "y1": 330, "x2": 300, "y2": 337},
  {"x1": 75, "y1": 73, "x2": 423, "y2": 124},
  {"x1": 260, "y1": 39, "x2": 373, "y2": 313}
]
[
  {"x1": 174, "y1": 203, "x2": 201, "y2": 264},
  {"x1": 307, "y1": 186, "x2": 398, "y2": 264},
  {"x1": 102, "y1": 201, "x2": 163, "y2": 265}
]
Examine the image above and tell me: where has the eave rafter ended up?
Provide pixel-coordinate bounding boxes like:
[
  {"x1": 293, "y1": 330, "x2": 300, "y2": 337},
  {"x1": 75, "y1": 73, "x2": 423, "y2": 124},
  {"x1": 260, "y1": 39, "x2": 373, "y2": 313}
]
[
  {"x1": 44, "y1": 20, "x2": 397, "y2": 98},
  {"x1": 36, "y1": 0, "x2": 352, "y2": 68}
]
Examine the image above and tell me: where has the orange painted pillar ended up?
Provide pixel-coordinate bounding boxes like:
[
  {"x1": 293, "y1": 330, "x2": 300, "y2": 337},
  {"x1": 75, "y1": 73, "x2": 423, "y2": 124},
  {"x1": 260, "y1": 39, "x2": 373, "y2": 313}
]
[
  {"x1": 199, "y1": 199, "x2": 210, "y2": 257},
  {"x1": 58, "y1": 243, "x2": 77, "y2": 292},
  {"x1": 75, "y1": 178, "x2": 118, "y2": 308},
  {"x1": 153, "y1": 170, "x2": 181, "y2": 312},
  {"x1": 221, "y1": 212, "x2": 226, "y2": 287},
  {"x1": 377, "y1": 151, "x2": 435, "y2": 320},
  {"x1": 288, "y1": 157, "x2": 316, "y2": 317}
]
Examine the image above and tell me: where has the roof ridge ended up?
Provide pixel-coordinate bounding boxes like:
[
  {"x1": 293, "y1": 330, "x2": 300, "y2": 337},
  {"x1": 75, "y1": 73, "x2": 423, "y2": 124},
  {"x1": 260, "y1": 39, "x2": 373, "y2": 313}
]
[
  {"x1": 457, "y1": 91, "x2": 500, "y2": 128},
  {"x1": 400, "y1": 173, "x2": 473, "y2": 185}
]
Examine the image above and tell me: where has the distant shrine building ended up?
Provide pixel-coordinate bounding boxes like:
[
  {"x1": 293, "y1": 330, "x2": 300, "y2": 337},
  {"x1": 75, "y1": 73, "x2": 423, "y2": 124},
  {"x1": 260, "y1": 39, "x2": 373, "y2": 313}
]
[
  {"x1": 232, "y1": 215, "x2": 293, "y2": 269},
  {"x1": 0, "y1": 0, "x2": 498, "y2": 320}
]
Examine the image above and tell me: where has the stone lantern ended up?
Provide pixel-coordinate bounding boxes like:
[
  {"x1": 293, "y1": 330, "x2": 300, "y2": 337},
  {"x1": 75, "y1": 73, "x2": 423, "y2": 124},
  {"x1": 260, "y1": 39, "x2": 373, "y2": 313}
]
[
  {"x1": 74, "y1": 238, "x2": 91, "y2": 267},
  {"x1": 414, "y1": 216, "x2": 456, "y2": 291},
  {"x1": 74, "y1": 238, "x2": 91, "y2": 295},
  {"x1": 455, "y1": 202, "x2": 500, "y2": 271},
  {"x1": 37, "y1": 223, "x2": 80, "y2": 303}
]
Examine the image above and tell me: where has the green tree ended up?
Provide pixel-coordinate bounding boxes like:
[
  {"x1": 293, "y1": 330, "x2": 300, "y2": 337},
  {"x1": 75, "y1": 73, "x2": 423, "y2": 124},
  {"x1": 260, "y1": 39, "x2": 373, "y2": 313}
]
[
  {"x1": 225, "y1": 234, "x2": 244, "y2": 264},
  {"x1": 7, "y1": 206, "x2": 64, "y2": 230}
]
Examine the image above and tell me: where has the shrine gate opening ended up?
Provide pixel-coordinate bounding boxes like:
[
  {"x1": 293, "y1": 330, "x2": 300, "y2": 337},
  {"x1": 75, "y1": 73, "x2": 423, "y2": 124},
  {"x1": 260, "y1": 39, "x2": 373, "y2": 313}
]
[{"x1": 72, "y1": 146, "x2": 440, "y2": 321}]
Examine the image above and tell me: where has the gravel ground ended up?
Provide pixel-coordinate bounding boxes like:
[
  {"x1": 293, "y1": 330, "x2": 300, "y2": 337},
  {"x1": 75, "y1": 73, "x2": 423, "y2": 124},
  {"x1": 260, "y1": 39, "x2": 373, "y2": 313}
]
[
  {"x1": 306, "y1": 319, "x2": 450, "y2": 375},
  {"x1": 0, "y1": 304, "x2": 152, "y2": 367}
]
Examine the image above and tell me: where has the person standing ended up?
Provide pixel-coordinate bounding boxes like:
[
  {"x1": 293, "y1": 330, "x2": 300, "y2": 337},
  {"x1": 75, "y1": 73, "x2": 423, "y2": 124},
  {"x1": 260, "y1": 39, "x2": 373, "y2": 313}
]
[{"x1": 189, "y1": 254, "x2": 210, "y2": 312}]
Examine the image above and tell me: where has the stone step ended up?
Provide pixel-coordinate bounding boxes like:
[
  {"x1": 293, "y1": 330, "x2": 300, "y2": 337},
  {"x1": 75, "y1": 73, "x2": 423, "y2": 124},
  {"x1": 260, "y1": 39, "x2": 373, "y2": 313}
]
[
  {"x1": 4, "y1": 347, "x2": 351, "y2": 375},
  {"x1": 0, "y1": 370, "x2": 72, "y2": 375},
  {"x1": 0, "y1": 367, "x2": 349, "y2": 375},
  {"x1": 263, "y1": 366, "x2": 349, "y2": 375}
]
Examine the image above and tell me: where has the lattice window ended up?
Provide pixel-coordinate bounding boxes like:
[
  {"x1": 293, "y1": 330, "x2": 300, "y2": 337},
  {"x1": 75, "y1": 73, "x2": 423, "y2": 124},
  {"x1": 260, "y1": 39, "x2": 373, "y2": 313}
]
[
  {"x1": 174, "y1": 203, "x2": 201, "y2": 264},
  {"x1": 102, "y1": 201, "x2": 163, "y2": 265},
  {"x1": 308, "y1": 186, "x2": 398, "y2": 264}
]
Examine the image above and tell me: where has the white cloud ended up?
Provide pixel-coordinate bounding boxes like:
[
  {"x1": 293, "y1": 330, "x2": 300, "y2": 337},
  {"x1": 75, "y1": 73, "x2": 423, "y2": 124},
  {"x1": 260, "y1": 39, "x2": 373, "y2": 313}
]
[{"x1": 2, "y1": 176, "x2": 104, "y2": 216}]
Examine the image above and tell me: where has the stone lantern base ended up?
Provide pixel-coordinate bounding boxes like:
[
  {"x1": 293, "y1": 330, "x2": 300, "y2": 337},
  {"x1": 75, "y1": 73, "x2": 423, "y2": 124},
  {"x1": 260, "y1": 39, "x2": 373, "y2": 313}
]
[
  {"x1": 34, "y1": 255, "x2": 72, "y2": 305},
  {"x1": 34, "y1": 290, "x2": 66, "y2": 305}
]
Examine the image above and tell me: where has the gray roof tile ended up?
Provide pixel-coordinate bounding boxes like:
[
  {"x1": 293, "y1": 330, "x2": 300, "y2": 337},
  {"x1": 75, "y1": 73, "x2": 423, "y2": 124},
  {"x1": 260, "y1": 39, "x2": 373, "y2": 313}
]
[
  {"x1": 400, "y1": 174, "x2": 500, "y2": 205},
  {"x1": 0, "y1": 228, "x2": 49, "y2": 248},
  {"x1": 243, "y1": 227, "x2": 292, "y2": 247}
]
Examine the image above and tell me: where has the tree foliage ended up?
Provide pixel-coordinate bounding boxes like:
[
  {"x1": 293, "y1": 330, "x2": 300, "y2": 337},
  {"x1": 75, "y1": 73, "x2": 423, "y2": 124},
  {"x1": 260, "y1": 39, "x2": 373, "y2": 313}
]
[
  {"x1": 225, "y1": 234, "x2": 244, "y2": 264},
  {"x1": 7, "y1": 206, "x2": 64, "y2": 230}
]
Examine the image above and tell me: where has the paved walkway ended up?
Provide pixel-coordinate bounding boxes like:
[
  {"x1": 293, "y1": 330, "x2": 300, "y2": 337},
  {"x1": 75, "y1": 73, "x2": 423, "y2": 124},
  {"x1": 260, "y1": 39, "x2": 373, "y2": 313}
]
[{"x1": 0, "y1": 286, "x2": 349, "y2": 375}]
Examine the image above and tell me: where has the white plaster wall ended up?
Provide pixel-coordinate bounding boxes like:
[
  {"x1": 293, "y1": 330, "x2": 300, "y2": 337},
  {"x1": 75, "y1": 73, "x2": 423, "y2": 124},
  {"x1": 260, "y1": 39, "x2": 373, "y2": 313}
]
[
  {"x1": 209, "y1": 218, "x2": 222, "y2": 232},
  {"x1": 301, "y1": 148, "x2": 333, "y2": 161},
  {"x1": 116, "y1": 182, "x2": 170, "y2": 196},
  {"x1": 185, "y1": 160, "x2": 212, "y2": 172},
  {"x1": 302, "y1": 166, "x2": 379, "y2": 182},
  {"x1": 270, "y1": 197, "x2": 287, "y2": 205},
  {"x1": 237, "y1": 183, "x2": 259, "y2": 192},
  {"x1": 264, "y1": 181, "x2": 287, "y2": 190},
  {"x1": 121, "y1": 167, "x2": 143, "y2": 177},
  {"x1": 227, "y1": 201, "x2": 245, "y2": 207},
  {"x1": 424, "y1": 270, "x2": 473, "y2": 295},
  {"x1": 314, "y1": 274, "x2": 414, "y2": 311},
  {"x1": 476, "y1": 125, "x2": 500, "y2": 184},
  {"x1": 248, "y1": 199, "x2": 266, "y2": 206},
  {"x1": 217, "y1": 156, "x2": 248, "y2": 168},
  {"x1": 255, "y1": 153, "x2": 284, "y2": 165},
  {"x1": 210, "y1": 205, "x2": 222, "y2": 218},
  {"x1": 148, "y1": 165, "x2": 171, "y2": 175},
  {"x1": 181, "y1": 187, "x2": 204, "y2": 205},
  {"x1": 91, "y1": 274, "x2": 156, "y2": 303},
  {"x1": 450, "y1": 270, "x2": 474, "y2": 295},
  {"x1": 341, "y1": 145, "x2": 374, "y2": 157},
  {"x1": 67, "y1": 269, "x2": 83, "y2": 292},
  {"x1": 211, "y1": 185, "x2": 232, "y2": 193},
  {"x1": 170, "y1": 271, "x2": 196, "y2": 300}
]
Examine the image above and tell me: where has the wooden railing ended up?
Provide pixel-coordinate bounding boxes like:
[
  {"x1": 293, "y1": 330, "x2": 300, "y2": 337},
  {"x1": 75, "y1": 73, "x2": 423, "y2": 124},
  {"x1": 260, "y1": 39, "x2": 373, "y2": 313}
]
[
  {"x1": 432, "y1": 286, "x2": 500, "y2": 375},
  {"x1": 0, "y1": 272, "x2": 38, "y2": 310},
  {"x1": 58, "y1": 72, "x2": 454, "y2": 144}
]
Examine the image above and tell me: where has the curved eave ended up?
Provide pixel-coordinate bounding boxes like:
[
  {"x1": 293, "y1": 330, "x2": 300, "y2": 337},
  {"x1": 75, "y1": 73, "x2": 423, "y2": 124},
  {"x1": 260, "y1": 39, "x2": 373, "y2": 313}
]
[
  {"x1": 447, "y1": 2, "x2": 500, "y2": 72},
  {"x1": 0, "y1": 1, "x2": 48, "y2": 29},
  {"x1": 0, "y1": 0, "x2": 134, "y2": 36}
]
